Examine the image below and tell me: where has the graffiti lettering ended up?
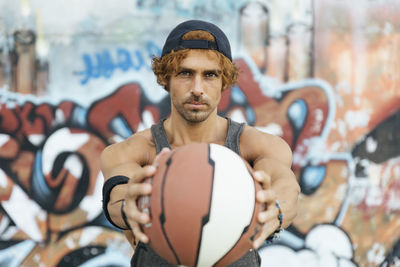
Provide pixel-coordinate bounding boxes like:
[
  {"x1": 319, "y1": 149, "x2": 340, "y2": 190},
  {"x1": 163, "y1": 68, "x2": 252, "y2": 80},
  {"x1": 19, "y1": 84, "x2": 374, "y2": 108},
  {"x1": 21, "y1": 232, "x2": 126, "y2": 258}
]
[
  {"x1": 135, "y1": 0, "x2": 247, "y2": 17},
  {"x1": 88, "y1": 82, "x2": 168, "y2": 141},
  {"x1": 77, "y1": 41, "x2": 161, "y2": 85}
]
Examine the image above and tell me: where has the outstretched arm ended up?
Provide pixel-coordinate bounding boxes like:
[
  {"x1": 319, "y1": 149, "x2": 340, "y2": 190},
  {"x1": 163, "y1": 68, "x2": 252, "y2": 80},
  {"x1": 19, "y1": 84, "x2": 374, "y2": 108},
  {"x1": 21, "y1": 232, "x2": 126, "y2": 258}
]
[
  {"x1": 100, "y1": 133, "x2": 164, "y2": 247},
  {"x1": 241, "y1": 126, "x2": 300, "y2": 248},
  {"x1": 253, "y1": 155, "x2": 299, "y2": 230}
]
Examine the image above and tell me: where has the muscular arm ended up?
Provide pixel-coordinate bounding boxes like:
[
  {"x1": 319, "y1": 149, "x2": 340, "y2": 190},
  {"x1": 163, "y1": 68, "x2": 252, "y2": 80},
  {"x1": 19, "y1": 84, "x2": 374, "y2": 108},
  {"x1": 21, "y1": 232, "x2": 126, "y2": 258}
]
[
  {"x1": 253, "y1": 154, "x2": 299, "y2": 228},
  {"x1": 241, "y1": 126, "x2": 300, "y2": 246},
  {"x1": 100, "y1": 133, "x2": 155, "y2": 246}
]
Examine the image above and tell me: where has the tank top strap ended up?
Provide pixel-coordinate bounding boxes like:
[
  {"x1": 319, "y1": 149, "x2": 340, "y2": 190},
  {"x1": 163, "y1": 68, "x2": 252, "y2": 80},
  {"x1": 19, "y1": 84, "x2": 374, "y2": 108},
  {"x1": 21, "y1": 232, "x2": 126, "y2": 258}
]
[
  {"x1": 224, "y1": 117, "x2": 245, "y2": 156},
  {"x1": 150, "y1": 119, "x2": 172, "y2": 154},
  {"x1": 151, "y1": 117, "x2": 245, "y2": 155}
]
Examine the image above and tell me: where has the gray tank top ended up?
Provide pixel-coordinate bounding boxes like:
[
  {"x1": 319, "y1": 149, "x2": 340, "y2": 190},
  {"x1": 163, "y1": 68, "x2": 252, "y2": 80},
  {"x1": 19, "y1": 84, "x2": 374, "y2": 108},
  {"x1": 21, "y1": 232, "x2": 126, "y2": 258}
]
[
  {"x1": 131, "y1": 118, "x2": 261, "y2": 267},
  {"x1": 150, "y1": 117, "x2": 244, "y2": 155}
]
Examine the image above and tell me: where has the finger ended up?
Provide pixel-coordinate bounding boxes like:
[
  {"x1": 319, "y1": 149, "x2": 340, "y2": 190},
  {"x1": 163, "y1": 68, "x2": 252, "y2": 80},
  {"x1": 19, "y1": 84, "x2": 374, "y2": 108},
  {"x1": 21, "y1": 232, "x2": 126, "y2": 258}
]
[
  {"x1": 130, "y1": 221, "x2": 149, "y2": 243},
  {"x1": 153, "y1": 147, "x2": 171, "y2": 166},
  {"x1": 126, "y1": 182, "x2": 152, "y2": 199},
  {"x1": 258, "y1": 206, "x2": 278, "y2": 224},
  {"x1": 125, "y1": 203, "x2": 150, "y2": 243},
  {"x1": 130, "y1": 209, "x2": 150, "y2": 243},
  {"x1": 131, "y1": 165, "x2": 156, "y2": 183},
  {"x1": 256, "y1": 189, "x2": 276, "y2": 204},
  {"x1": 128, "y1": 208, "x2": 150, "y2": 225},
  {"x1": 254, "y1": 171, "x2": 272, "y2": 188},
  {"x1": 253, "y1": 219, "x2": 280, "y2": 249}
]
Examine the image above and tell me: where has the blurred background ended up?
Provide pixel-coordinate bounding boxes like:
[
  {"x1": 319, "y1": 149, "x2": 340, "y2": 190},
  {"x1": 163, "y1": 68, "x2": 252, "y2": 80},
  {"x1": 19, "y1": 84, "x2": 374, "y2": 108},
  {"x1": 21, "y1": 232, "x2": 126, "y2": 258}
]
[{"x1": 0, "y1": 0, "x2": 399, "y2": 266}]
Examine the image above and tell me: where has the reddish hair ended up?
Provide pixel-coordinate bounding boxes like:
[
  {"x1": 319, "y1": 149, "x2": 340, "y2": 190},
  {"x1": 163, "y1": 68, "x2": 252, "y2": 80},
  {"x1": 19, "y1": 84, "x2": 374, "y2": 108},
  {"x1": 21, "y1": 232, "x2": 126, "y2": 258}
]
[{"x1": 152, "y1": 30, "x2": 239, "y2": 91}]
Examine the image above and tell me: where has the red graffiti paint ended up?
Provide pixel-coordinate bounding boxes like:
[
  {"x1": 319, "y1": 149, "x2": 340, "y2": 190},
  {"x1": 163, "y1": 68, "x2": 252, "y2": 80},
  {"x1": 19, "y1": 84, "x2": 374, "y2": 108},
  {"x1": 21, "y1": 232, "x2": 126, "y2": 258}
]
[
  {"x1": 11, "y1": 102, "x2": 53, "y2": 145},
  {"x1": 0, "y1": 103, "x2": 20, "y2": 135},
  {"x1": 0, "y1": 134, "x2": 20, "y2": 159},
  {"x1": 88, "y1": 83, "x2": 143, "y2": 140},
  {"x1": 222, "y1": 59, "x2": 330, "y2": 172}
]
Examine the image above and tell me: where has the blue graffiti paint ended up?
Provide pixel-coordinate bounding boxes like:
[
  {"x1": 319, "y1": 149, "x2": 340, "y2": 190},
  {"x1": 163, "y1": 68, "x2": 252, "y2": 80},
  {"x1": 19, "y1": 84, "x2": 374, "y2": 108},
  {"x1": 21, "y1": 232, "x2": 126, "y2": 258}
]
[
  {"x1": 0, "y1": 240, "x2": 36, "y2": 267},
  {"x1": 245, "y1": 106, "x2": 256, "y2": 125},
  {"x1": 71, "y1": 105, "x2": 88, "y2": 128},
  {"x1": 288, "y1": 99, "x2": 307, "y2": 131},
  {"x1": 109, "y1": 115, "x2": 134, "y2": 139},
  {"x1": 134, "y1": 0, "x2": 247, "y2": 17},
  {"x1": 232, "y1": 85, "x2": 246, "y2": 104},
  {"x1": 300, "y1": 165, "x2": 326, "y2": 195},
  {"x1": 116, "y1": 48, "x2": 134, "y2": 71},
  {"x1": 77, "y1": 41, "x2": 161, "y2": 85},
  {"x1": 32, "y1": 150, "x2": 52, "y2": 204},
  {"x1": 146, "y1": 41, "x2": 161, "y2": 71}
]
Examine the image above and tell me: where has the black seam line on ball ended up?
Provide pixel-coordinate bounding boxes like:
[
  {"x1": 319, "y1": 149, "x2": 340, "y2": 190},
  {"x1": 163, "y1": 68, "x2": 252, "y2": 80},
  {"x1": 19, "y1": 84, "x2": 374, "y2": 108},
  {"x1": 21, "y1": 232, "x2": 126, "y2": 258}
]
[
  {"x1": 214, "y1": 150, "x2": 256, "y2": 266},
  {"x1": 194, "y1": 144, "x2": 215, "y2": 267},
  {"x1": 160, "y1": 152, "x2": 181, "y2": 265}
]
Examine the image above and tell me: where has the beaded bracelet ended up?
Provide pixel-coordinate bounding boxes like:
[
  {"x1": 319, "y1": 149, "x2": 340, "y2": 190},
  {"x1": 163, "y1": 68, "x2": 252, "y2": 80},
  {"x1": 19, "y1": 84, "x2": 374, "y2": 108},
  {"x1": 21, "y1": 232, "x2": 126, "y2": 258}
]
[{"x1": 266, "y1": 200, "x2": 283, "y2": 244}]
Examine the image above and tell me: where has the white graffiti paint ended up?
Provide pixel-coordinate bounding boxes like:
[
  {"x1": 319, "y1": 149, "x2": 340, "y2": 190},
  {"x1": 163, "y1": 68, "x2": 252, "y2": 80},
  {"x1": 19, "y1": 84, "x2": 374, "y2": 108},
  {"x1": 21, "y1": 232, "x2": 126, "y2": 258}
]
[
  {"x1": 137, "y1": 109, "x2": 156, "y2": 132},
  {"x1": 0, "y1": 168, "x2": 9, "y2": 188},
  {"x1": 0, "y1": 133, "x2": 10, "y2": 147},
  {"x1": 79, "y1": 226, "x2": 103, "y2": 247},
  {"x1": 259, "y1": 225, "x2": 356, "y2": 267},
  {"x1": 366, "y1": 136, "x2": 378, "y2": 153},
  {"x1": 79, "y1": 172, "x2": 103, "y2": 220},
  {"x1": 230, "y1": 108, "x2": 247, "y2": 123},
  {"x1": 28, "y1": 134, "x2": 45, "y2": 146},
  {"x1": 1, "y1": 183, "x2": 46, "y2": 241},
  {"x1": 344, "y1": 110, "x2": 370, "y2": 130},
  {"x1": 257, "y1": 123, "x2": 284, "y2": 136},
  {"x1": 42, "y1": 127, "x2": 89, "y2": 176},
  {"x1": 367, "y1": 243, "x2": 386, "y2": 266}
]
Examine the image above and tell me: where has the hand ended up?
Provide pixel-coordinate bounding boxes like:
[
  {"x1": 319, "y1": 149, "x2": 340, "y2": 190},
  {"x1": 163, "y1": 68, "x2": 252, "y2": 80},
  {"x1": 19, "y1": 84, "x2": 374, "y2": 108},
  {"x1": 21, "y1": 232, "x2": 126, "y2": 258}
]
[
  {"x1": 124, "y1": 147, "x2": 171, "y2": 243},
  {"x1": 252, "y1": 170, "x2": 281, "y2": 249}
]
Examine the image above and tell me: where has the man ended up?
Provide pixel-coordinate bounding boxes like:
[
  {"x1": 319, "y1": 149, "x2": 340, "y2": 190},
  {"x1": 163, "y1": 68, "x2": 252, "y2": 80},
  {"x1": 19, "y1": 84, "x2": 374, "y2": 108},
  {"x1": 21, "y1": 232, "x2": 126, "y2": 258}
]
[{"x1": 101, "y1": 20, "x2": 300, "y2": 266}]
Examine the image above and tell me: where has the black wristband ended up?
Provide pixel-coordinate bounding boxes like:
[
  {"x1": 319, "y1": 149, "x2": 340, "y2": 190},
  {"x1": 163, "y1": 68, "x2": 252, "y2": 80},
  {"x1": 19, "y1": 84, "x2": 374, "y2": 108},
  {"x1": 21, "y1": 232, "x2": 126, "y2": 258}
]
[{"x1": 102, "y1": 175, "x2": 129, "y2": 230}]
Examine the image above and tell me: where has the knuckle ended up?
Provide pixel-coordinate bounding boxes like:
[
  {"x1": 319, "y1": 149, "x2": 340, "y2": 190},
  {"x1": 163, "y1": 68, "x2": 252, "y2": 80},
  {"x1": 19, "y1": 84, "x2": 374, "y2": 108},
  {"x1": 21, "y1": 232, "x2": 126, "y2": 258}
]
[
  {"x1": 127, "y1": 185, "x2": 139, "y2": 198},
  {"x1": 133, "y1": 171, "x2": 144, "y2": 183},
  {"x1": 126, "y1": 186, "x2": 135, "y2": 197}
]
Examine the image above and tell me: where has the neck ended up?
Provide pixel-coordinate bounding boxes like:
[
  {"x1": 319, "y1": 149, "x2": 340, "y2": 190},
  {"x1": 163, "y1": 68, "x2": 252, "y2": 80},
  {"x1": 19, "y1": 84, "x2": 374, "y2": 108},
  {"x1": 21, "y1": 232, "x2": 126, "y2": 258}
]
[{"x1": 164, "y1": 110, "x2": 226, "y2": 147}]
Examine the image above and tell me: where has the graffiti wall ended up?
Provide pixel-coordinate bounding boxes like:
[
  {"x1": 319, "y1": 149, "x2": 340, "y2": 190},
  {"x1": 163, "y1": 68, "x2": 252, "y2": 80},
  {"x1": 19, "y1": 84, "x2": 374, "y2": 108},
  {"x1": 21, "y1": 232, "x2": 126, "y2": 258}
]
[{"x1": 0, "y1": 0, "x2": 399, "y2": 266}]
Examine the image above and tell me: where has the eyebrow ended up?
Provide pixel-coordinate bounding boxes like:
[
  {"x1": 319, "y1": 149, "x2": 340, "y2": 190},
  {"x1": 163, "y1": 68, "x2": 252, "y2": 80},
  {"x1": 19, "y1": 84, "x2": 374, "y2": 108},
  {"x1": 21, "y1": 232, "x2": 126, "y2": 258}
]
[
  {"x1": 205, "y1": 69, "x2": 222, "y2": 75},
  {"x1": 176, "y1": 67, "x2": 192, "y2": 73},
  {"x1": 176, "y1": 67, "x2": 222, "y2": 74}
]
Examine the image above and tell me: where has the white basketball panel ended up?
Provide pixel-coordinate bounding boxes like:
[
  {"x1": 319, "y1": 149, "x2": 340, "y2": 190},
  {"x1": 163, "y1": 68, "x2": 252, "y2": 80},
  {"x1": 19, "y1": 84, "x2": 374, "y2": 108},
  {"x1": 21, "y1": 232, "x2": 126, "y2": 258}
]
[{"x1": 196, "y1": 144, "x2": 256, "y2": 267}]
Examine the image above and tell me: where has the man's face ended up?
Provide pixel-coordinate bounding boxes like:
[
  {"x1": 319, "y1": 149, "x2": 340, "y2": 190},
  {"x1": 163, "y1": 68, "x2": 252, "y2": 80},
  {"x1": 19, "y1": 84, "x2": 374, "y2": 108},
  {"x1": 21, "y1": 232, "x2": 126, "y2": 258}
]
[{"x1": 169, "y1": 50, "x2": 223, "y2": 123}]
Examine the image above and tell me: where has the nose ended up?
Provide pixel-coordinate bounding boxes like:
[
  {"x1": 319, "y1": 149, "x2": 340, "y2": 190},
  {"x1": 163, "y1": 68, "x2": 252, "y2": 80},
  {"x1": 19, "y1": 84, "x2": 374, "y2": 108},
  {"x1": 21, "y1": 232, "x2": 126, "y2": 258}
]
[{"x1": 191, "y1": 75, "x2": 204, "y2": 96}]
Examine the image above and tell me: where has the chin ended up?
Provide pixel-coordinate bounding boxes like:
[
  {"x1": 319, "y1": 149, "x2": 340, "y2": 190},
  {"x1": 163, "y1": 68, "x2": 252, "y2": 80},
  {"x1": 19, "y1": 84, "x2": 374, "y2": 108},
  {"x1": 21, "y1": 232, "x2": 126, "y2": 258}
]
[{"x1": 183, "y1": 111, "x2": 211, "y2": 123}]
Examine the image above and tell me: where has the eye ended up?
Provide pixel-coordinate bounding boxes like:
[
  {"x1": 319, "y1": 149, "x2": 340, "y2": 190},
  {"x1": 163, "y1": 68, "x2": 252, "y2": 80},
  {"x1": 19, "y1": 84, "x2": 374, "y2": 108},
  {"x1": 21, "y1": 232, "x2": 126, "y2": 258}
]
[
  {"x1": 177, "y1": 70, "x2": 191, "y2": 77},
  {"x1": 205, "y1": 72, "x2": 218, "y2": 78}
]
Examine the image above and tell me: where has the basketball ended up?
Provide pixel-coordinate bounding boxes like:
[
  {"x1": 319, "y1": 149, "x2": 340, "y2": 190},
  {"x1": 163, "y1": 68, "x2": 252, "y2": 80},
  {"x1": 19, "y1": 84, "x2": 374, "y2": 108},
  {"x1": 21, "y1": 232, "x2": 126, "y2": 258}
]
[{"x1": 138, "y1": 143, "x2": 263, "y2": 267}]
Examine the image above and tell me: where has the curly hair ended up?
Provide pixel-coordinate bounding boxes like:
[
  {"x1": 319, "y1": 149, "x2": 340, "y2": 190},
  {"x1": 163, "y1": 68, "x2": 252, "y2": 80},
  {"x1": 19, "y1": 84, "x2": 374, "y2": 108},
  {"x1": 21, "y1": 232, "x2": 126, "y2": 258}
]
[{"x1": 152, "y1": 30, "x2": 239, "y2": 91}]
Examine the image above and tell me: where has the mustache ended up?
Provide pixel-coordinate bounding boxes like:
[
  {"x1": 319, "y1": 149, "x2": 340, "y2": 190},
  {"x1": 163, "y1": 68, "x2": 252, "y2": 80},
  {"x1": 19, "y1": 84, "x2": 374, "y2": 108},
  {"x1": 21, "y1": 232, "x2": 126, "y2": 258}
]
[{"x1": 184, "y1": 95, "x2": 208, "y2": 105}]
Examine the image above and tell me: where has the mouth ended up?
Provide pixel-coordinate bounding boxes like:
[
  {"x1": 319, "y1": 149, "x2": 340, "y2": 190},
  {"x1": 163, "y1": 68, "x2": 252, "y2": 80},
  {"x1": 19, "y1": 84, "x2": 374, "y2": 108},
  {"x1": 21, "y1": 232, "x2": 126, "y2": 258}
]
[{"x1": 184, "y1": 101, "x2": 207, "y2": 109}]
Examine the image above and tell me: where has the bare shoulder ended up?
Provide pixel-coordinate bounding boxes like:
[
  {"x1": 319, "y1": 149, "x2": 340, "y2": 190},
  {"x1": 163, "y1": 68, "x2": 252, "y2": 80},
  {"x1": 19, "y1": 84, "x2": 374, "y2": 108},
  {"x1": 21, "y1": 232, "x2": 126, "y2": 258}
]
[
  {"x1": 240, "y1": 125, "x2": 292, "y2": 167},
  {"x1": 100, "y1": 128, "x2": 156, "y2": 174}
]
